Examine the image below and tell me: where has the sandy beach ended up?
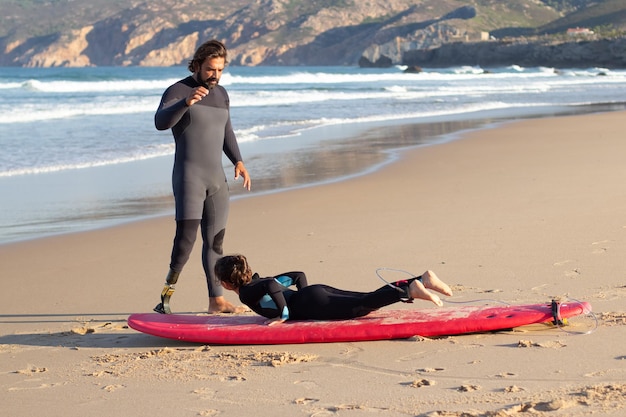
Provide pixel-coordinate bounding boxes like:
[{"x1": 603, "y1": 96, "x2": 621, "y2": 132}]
[{"x1": 1, "y1": 111, "x2": 625, "y2": 416}]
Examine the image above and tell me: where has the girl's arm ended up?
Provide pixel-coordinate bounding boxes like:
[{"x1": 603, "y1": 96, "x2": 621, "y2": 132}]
[{"x1": 274, "y1": 271, "x2": 308, "y2": 289}]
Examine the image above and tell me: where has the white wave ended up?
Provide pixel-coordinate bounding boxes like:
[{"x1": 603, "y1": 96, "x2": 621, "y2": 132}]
[
  {"x1": 436, "y1": 83, "x2": 552, "y2": 95},
  {"x1": 231, "y1": 82, "x2": 556, "y2": 107},
  {"x1": 297, "y1": 101, "x2": 524, "y2": 127},
  {"x1": 509, "y1": 65, "x2": 525, "y2": 72},
  {"x1": 5, "y1": 65, "x2": 626, "y2": 95},
  {"x1": 6, "y1": 71, "x2": 624, "y2": 124},
  {"x1": 384, "y1": 85, "x2": 408, "y2": 93},
  {"x1": 557, "y1": 68, "x2": 615, "y2": 77},
  {"x1": 231, "y1": 89, "x2": 397, "y2": 106},
  {"x1": 225, "y1": 67, "x2": 572, "y2": 84},
  {"x1": 234, "y1": 101, "x2": 543, "y2": 145},
  {"x1": 537, "y1": 66, "x2": 557, "y2": 74},
  {"x1": 0, "y1": 143, "x2": 174, "y2": 177},
  {"x1": 226, "y1": 69, "x2": 544, "y2": 84},
  {"x1": 0, "y1": 100, "x2": 544, "y2": 177},
  {"x1": 0, "y1": 81, "x2": 23, "y2": 90},
  {"x1": 453, "y1": 66, "x2": 487, "y2": 74},
  {"x1": 0, "y1": 96, "x2": 159, "y2": 123},
  {"x1": 223, "y1": 71, "x2": 424, "y2": 85},
  {"x1": 21, "y1": 78, "x2": 178, "y2": 93},
  {"x1": 235, "y1": 119, "x2": 322, "y2": 143},
  {"x1": 1, "y1": 87, "x2": 480, "y2": 124}
]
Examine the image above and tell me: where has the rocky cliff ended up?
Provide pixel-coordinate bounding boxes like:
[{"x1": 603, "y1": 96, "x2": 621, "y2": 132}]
[
  {"x1": 401, "y1": 37, "x2": 626, "y2": 69},
  {"x1": 0, "y1": 0, "x2": 625, "y2": 68}
]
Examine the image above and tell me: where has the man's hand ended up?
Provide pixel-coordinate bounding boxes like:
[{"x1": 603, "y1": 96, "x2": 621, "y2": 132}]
[
  {"x1": 234, "y1": 161, "x2": 251, "y2": 190},
  {"x1": 185, "y1": 86, "x2": 209, "y2": 107}
]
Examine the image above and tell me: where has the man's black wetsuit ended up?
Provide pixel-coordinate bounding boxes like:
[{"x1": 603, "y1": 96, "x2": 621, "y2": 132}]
[
  {"x1": 155, "y1": 76, "x2": 244, "y2": 297},
  {"x1": 239, "y1": 272, "x2": 417, "y2": 321}
]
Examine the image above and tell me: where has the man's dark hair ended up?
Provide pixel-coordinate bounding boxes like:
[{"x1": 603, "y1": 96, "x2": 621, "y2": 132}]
[{"x1": 188, "y1": 40, "x2": 228, "y2": 72}]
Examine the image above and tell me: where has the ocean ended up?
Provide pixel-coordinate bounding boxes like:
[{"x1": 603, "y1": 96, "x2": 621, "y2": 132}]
[{"x1": 1, "y1": 65, "x2": 625, "y2": 244}]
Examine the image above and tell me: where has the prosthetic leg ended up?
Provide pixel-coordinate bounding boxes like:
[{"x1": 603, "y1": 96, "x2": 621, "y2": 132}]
[{"x1": 154, "y1": 269, "x2": 180, "y2": 314}]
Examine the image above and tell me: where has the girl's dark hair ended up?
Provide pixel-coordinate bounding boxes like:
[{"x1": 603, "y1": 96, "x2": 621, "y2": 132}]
[
  {"x1": 188, "y1": 39, "x2": 228, "y2": 72},
  {"x1": 215, "y1": 254, "x2": 252, "y2": 288}
]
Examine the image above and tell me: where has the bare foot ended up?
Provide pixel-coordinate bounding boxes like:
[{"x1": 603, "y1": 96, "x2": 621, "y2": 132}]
[
  {"x1": 208, "y1": 296, "x2": 247, "y2": 314},
  {"x1": 408, "y1": 280, "x2": 443, "y2": 306},
  {"x1": 420, "y1": 270, "x2": 453, "y2": 296}
]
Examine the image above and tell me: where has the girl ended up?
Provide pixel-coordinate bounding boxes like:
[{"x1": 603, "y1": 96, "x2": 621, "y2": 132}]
[{"x1": 215, "y1": 254, "x2": 453, "y2": 326}]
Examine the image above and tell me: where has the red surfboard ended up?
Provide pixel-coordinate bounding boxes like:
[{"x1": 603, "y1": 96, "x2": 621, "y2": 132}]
[{"x1": 127, "y1": 301, "x2": 591, "y2": 345}]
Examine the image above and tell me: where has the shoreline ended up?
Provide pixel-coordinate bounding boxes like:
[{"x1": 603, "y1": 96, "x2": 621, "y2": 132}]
[
  {"x1": 1, "y1": 110, "x2": 625, "y2": 416},
  {"x1": 2, "y1": 102, "x2": 626, "y2": 246}
]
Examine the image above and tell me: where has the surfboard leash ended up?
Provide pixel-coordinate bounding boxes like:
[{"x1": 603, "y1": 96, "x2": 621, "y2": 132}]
[
  {"x1": 374, "y1": 268, "x2": 597, "y2": 335},
  {"x1": 375, "y1": 267, "x2": 417, "y2": 303},
  {"x1": 551, "y1": 297, "x2": 598, "y2": 335}
]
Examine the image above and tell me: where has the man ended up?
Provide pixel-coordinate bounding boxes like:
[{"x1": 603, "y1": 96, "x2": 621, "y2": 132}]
[{"x1": 153, "y1": 40, "x2": 251, "y2": 314}]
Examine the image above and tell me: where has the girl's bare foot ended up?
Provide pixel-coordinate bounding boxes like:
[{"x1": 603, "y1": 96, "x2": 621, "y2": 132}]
[
  {"x1": 208, "y1": 296, "x2": 247, "y2": 314},
  {"x1": 408, "y1": 280, "x2": 443, "y2": 306},
  {"x1": 420, "y1": 270, "x2": 453, "y2": 296}
]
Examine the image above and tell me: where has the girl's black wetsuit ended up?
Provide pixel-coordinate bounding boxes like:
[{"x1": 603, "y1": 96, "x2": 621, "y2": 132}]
[{"x1": 238, "y1": 272, "x2": 417, "y2": 321}]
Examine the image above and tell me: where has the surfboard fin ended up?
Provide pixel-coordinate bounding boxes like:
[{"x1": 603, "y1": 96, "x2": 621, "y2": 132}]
[{"x1": 550, "y1": 299, "x2": 568, "y2": 326}]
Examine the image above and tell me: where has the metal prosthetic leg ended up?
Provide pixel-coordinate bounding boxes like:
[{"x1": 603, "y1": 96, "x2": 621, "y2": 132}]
[{"x1": 153, "y1": 269, "x2": 180, "y2": 314}]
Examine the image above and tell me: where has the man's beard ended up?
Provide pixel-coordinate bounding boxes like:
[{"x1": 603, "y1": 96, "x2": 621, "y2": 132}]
[{"x1": 197, "y1": 74, "x2": 218, "y2": 89}]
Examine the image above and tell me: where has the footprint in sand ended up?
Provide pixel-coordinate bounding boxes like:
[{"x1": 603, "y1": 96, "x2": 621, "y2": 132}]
[
  {"x1": 340, "y1": 345, "x2": 364, "y2": 357},
  {"x1": 192, "y1": 387, "x2": 217, "y2": 400},
  {"x1": 222, "y1": 375, "x2": 246, "y2": 382},
  {"x1": 478, "y1": 288, "x2": 503, "y2": 294},
  {"x1": 8, "y1": 383, "x2": 58, "y2": 391},
  {"x1": 457, "y1": 384, "x2": 481, "y2": 392},
  {"x1": 197, "y1": 410, "x2": 219, "y2": 416},
  {"x1": 531, "y1": 284, "x2": 549, "y2": 291},
  {"x1": 591, "y1": 240, "x2": 610, "y2": 254},
  {"x1": 14, "y1": 365, "x2": 47, "y2": 374},
  {"x1": 294, "y1": 397, "x2": 319, "y2": 405},
  {"x1": 417, "y1": 367, "x2": 445, "y2": 373},
  {"x1": 71, "y1": 322, "x2": 127, "y2": 335},
  {"x1": 518, "y1": 340, "x2": 566, "y2": 349},
  {"x1": 553, "y1": 260, "x2": 581, "y2": 278},
  {"x1": 410, "y1": 379, "x2": 436, "y2": 388},
  {"x1": 564, "y1": 268, "x2": 580, "y2": 278},
  {"x1": 599, "y1": 311, "x2": 626, "y2": 326},
  {"x1": 529, "y1": 399, "x2": 578, "y2": 412},
  {"x1": 294, "y1": 380, "x2": 320, "y2": 389},
  {"x1": 494, "y1": 372, "x2": 516, "y2": 378}
]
